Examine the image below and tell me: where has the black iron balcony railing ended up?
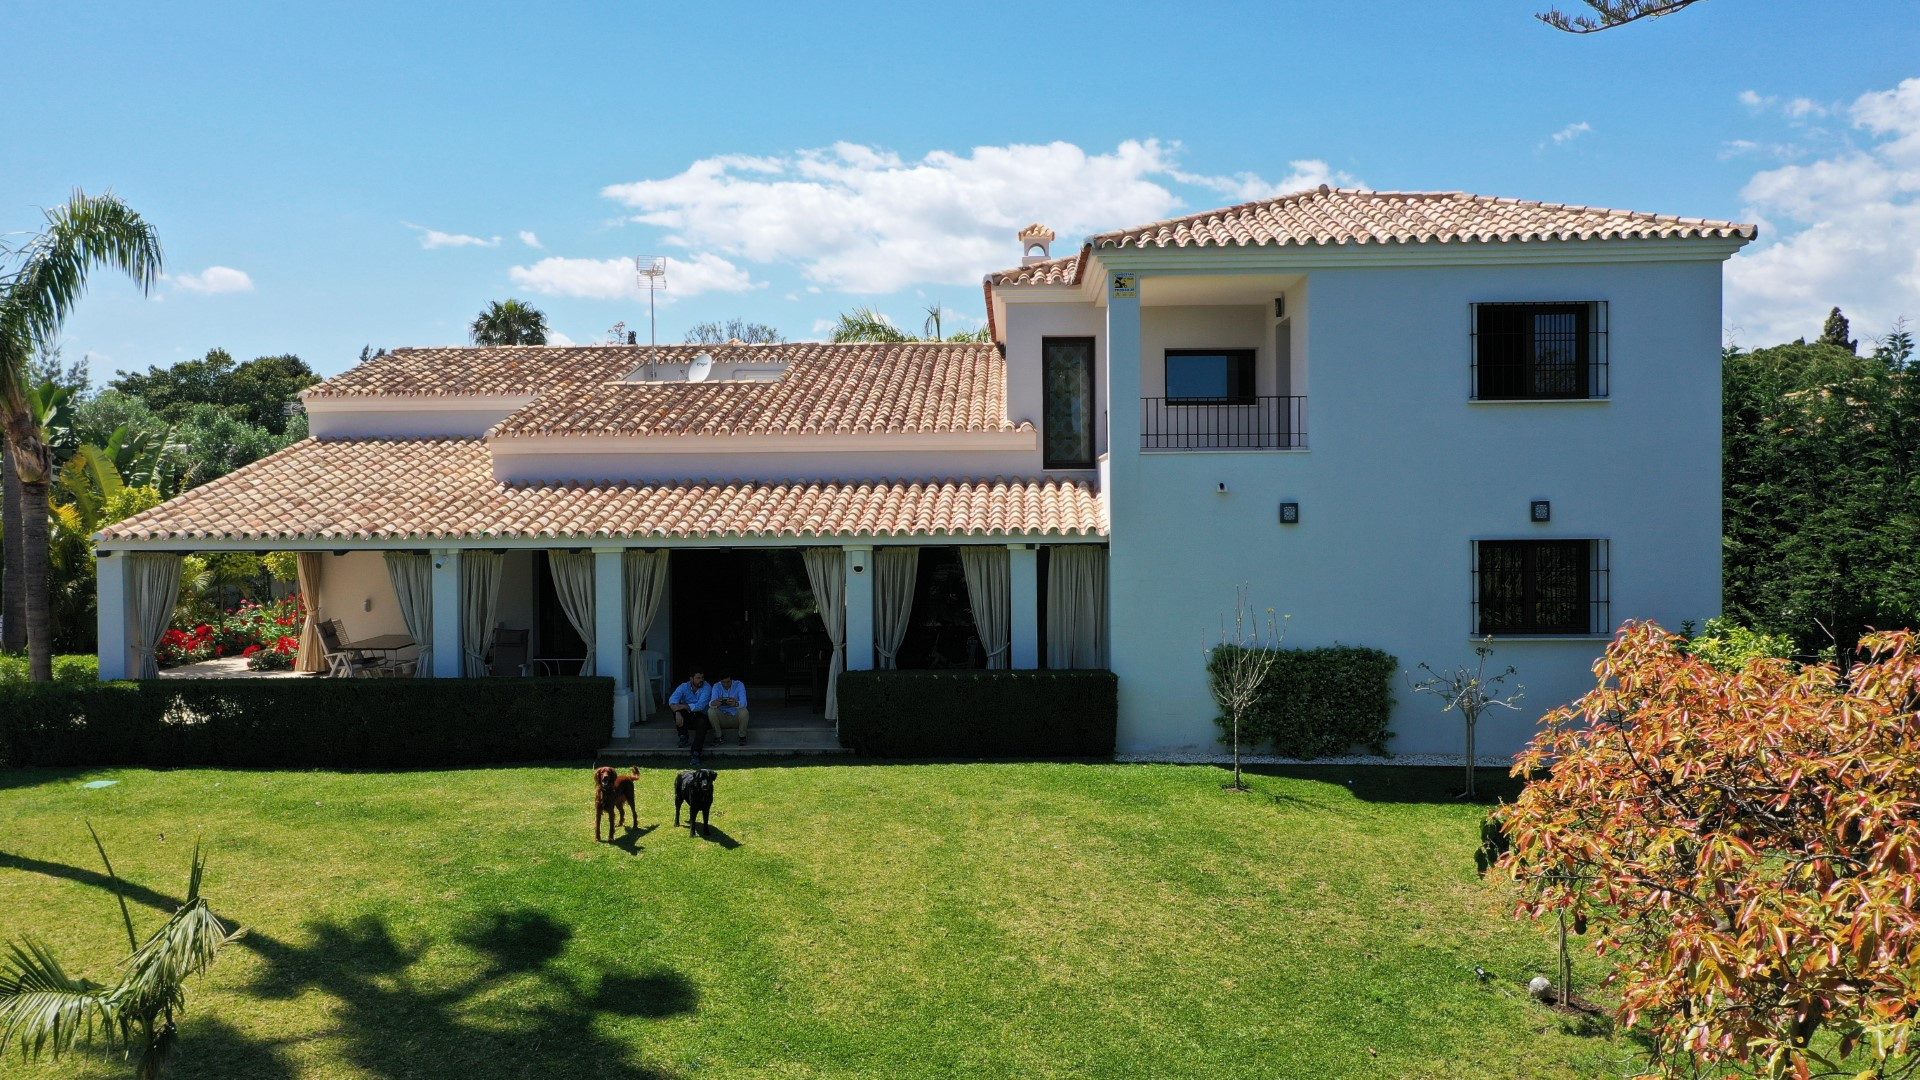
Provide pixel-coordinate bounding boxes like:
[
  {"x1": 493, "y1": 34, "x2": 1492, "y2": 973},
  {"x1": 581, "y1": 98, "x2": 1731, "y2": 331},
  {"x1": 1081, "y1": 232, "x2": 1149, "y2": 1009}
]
[{"x1": 1140, "y1": 396, "x2": 1307, "y2": 450}]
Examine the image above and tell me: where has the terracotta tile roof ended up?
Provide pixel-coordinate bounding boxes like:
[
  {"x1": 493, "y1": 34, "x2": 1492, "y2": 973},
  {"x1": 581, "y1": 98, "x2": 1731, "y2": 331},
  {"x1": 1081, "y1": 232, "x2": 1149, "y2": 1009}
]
[
  {"x1": 98, "y1": 439, "x2": 1104, "y2": 541},
  {"x1": 984, "y1": 252, "x2": 1086, "y2": 286},
  {"x1": 489, "y1": 342, "x2": 1028, "y2": 438},
  {"x1": 304, "y1": 346, "x2": 645, "y2": 398},
  {"x1": 1088, "y1": 185, "x2": 1758, "y2": 250}
]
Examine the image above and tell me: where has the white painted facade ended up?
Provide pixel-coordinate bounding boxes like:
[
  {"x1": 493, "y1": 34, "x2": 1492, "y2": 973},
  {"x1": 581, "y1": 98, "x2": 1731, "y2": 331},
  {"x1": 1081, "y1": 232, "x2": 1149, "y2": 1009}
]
[{"x1": 100, "y1": 208, "x2": 1743, "y2": 761}]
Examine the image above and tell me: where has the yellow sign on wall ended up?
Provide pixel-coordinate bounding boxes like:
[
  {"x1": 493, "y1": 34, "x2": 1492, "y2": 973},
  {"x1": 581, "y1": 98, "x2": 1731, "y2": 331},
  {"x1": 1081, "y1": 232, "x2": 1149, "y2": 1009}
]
[{"x1": 1110, "y1": 273, "x2": 1138, "y2": 299}]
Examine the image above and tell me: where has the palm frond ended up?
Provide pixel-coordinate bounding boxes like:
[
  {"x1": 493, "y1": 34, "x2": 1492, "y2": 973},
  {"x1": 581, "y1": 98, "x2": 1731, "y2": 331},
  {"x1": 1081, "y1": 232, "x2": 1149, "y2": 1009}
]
[
  {"x1": 114, "y1": 900, "x2": 242, "y2": 1014},
  {"x1": 830, "y1": 307, "x2": 910, "y2": 344},
  {"x1": 87, "y1": 822, "x2": 139, "y2": 954},
  {"x1": 0, "y1": 938, "x2": 118, "y2": 1061}
]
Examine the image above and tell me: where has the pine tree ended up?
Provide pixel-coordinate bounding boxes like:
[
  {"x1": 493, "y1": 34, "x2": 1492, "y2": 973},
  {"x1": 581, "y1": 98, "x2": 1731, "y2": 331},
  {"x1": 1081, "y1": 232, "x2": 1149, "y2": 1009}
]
[{"x1": 1819, "y1": 306, "x2": 1858, "y2": 354}]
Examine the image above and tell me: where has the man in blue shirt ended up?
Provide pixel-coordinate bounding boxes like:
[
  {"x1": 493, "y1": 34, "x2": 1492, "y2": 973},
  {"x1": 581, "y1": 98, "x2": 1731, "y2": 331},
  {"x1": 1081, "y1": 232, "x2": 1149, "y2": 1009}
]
[
  {"x1": 707, "y1": 674, "x2": 749, "y2": 745},
  {"x1": 666, "y1": 671, "x2": 711, "y2": 748}
]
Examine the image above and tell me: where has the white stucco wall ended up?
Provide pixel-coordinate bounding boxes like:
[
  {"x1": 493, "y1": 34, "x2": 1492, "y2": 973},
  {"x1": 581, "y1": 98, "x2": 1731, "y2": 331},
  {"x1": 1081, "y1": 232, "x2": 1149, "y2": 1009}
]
[
  {"x1": 1000, "y1": 301, "x2": 1109, "y2": 463},
  {"x1": 1102, "y1": 257, "x2": 1727, "y2": 757},
  {"x1": 305, "y1": 400, "x2": 530, "y2": 439},
  {"x1": 317, "y1": 552, "x2": 412, "y2": 642}
]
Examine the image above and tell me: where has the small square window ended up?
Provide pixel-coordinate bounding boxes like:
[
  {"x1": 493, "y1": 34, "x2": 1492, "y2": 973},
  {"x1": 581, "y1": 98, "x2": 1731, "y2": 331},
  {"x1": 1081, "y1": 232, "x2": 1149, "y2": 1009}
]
[
  {"x1": 1472, "y1": 303, "x2": 1608, "y2": 400},
  {"x1": 1473, "y1": 539, "x2": 1609, "y2": 635}
]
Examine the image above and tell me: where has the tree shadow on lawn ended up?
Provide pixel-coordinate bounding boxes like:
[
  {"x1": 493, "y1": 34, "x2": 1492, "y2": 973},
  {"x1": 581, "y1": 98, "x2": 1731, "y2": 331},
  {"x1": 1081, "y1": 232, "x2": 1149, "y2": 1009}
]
[
  {"x1": 243, "y1": 908, "x2": 693, "y2": 1079},
  {"x1": 0, "y1": 766, "x2": 93, "y2": 792},
  {"x1": 1235, "y1": 764, "x2": 1528, "y2": 805}
]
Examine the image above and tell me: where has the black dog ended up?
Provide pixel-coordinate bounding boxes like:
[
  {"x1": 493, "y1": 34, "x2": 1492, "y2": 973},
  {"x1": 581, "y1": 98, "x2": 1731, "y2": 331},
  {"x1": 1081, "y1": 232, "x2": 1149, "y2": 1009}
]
[{"x1": 674, "y1": 769, "x2": 716, "y2": 836}]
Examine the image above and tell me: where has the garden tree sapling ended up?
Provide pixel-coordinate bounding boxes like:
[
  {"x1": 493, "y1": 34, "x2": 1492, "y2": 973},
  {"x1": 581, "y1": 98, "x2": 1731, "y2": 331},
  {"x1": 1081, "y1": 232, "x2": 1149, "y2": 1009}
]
[
  {"x1": 1407, "y1": 639, "x2": 1523, "y2": 800},
  {"x1": 1205, "y1": 585, "x2": 1285, "y2": 791},
  {"x1": 1496, "y1": 622, "x2": 1920, "y2": 1080}
]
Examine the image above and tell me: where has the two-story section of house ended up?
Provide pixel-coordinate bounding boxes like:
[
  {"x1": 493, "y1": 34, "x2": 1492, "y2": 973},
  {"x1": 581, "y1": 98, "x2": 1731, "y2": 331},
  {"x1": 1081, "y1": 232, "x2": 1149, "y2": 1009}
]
[
  {"x1": 96, "y1": 185, "x2": 1752, "y2": 758},
  {"x1": 987, "y1": 186, "x2": 1752, "y2": 755}
]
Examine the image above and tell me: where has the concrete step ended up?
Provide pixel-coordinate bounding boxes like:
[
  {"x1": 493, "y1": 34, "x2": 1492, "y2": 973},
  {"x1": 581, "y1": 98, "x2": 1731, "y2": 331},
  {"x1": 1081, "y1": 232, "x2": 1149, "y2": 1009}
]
[{"x1": 599, "y1": 724, "x2": 848, "y2": 759}]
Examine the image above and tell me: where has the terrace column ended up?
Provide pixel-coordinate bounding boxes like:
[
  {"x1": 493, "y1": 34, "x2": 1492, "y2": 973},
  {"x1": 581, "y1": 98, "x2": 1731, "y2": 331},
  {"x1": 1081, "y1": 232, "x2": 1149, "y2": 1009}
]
[
  {"x1": 593, "y1": 547, "x2": 631, "y2": 738},
  {"x1": 430, "y1": 549, "x2": 462, "y2": 678},
  {"x1": 1008, "y1": 544, "x2": 1039, "y2": 669},
  {"x1": 96, "y1": 550, "x2": 132, "y2": 680},
  {"x1": 843, "y1": 545, "x2": 875, "y2": 671}
]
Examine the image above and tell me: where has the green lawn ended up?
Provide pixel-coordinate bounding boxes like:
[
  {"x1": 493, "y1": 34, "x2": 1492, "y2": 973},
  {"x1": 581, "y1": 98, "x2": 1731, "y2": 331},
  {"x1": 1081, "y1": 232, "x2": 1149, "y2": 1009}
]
[{"x1": 0, "y1": 762, "x2": 1627, "y2": 1079}]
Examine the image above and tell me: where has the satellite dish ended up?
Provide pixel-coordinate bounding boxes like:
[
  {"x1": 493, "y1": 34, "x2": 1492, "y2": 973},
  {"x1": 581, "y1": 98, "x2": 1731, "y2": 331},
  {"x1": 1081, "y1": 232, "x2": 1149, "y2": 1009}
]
[{"x1": 687, "y1": 352, "x2": 714, "y2": 383}]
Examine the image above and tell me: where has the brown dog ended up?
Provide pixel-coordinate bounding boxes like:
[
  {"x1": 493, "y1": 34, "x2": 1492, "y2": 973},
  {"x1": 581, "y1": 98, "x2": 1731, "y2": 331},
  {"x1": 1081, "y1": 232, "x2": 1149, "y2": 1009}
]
[{"x1": 594, "y1": 766, "x2": 639, "y2": 841}]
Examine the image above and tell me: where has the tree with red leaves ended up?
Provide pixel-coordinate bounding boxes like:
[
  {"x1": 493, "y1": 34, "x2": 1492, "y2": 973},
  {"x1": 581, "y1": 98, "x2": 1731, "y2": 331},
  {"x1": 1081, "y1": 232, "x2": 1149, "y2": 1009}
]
[{"x1": 1496, "y1": 622, "x2": 1920, "y2": 1078}]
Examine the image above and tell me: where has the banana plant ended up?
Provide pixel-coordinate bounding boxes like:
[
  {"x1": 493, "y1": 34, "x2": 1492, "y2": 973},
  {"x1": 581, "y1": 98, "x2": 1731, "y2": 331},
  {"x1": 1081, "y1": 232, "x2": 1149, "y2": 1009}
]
[{"x1": 0, "y1": 825, "x2": 244, "y2": 1078}]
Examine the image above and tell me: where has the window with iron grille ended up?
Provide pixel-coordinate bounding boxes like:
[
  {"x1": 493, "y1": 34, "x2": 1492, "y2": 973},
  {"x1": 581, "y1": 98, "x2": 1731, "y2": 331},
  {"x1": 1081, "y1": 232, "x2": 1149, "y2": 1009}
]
[
  {"x1": 1473, "y1": 539, "x2": 1610, "y2": 635},
  {"x1": 1042, "y1": 337, "x2": 1096, "y2": 468},
  {"x1": 1471, "y1": 302, "x2": 1608, "y2": 399}
]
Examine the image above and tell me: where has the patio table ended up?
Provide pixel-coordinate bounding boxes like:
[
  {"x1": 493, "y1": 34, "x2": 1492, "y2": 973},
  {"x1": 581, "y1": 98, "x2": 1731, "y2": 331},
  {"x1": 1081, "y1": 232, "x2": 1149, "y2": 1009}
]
[{"x1": 344, "y1": 633, "x2": 416, "y2": 676}]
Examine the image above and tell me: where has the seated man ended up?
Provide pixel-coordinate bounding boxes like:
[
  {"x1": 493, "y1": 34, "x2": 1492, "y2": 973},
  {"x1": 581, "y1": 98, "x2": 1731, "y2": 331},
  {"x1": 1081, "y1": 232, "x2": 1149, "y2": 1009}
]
[
  {"x1": 666, "y1": 670, "x2": 711, "y2": 748},
  {"x1": 706, "y1": 674, "x2": 750, "y2": 745}
]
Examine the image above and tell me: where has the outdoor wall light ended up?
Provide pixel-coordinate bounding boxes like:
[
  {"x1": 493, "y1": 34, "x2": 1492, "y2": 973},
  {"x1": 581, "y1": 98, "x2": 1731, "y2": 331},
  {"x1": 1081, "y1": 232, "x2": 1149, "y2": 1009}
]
[
  {"x1": 1274, "y1": 297, "x2": 1286, "y2": 319},
  {"x1": 1531, "y1": 500, "x2": 1552, "y2": 523},
  {"x1": 364, "y1": 597, "x2": 373, "y2": 613},
  {"x1": 1279, "y1": 502, "x2": 1300, "y2": 524},
  {"x1": 1216, "y1": 481, "x2": 1229, "y2": 494}
]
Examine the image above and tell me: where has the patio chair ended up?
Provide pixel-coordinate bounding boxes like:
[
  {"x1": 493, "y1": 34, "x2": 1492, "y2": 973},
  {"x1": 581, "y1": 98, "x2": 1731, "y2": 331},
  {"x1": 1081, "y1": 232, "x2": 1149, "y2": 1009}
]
[
  {"x1": 318, "y1": 619, "x2": 387, "y2": 679},
  {"x1": 489, "y1": 627, "x2": 529, "y2": 677}
]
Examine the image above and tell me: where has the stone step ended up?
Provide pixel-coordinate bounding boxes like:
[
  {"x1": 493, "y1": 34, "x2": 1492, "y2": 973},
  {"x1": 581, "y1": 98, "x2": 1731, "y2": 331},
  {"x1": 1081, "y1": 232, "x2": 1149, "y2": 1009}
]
[{"x1": 599, "y1": 725, "x2": 848, "y2": 759}]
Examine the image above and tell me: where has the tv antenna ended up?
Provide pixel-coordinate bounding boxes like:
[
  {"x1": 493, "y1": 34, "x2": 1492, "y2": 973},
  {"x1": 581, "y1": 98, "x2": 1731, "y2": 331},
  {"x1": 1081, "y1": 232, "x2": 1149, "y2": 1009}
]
[{"x1": 634, "y1": 256, "x2": 667, "y2": 345}]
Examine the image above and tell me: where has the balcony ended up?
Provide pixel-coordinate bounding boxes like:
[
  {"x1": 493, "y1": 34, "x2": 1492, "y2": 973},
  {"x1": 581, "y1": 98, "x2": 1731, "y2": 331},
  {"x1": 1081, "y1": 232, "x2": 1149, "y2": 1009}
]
[{"x1": 1140, "y1": 396, "x2": 1307, "y2": 451}]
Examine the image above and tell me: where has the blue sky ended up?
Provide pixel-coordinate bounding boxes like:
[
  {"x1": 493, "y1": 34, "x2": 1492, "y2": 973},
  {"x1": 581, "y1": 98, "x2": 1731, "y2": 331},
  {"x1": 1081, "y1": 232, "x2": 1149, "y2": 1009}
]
[{"x1": 6, "y1": 0, "x2": 1918, "y2": 381}]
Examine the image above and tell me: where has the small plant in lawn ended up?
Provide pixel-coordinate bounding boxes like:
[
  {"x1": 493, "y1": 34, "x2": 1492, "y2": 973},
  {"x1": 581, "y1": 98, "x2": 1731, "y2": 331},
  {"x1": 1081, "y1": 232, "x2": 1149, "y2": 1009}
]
[
  {"x1": 0, "y1": 824, "x2": 244, "y2": 1079},
  {"x1": 1204, "y1": 584, "x2": 1286, "y2": 791},
  {"x1": 1407, "y1": 638, "x2": 1523, "y2": 800}
]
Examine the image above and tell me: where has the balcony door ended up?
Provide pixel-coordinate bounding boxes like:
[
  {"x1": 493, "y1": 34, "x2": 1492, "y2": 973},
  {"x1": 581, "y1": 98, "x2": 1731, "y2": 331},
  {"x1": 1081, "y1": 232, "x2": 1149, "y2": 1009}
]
[{"x1": 1043, "y1": 337, "x2": 1096, "y2": 469}]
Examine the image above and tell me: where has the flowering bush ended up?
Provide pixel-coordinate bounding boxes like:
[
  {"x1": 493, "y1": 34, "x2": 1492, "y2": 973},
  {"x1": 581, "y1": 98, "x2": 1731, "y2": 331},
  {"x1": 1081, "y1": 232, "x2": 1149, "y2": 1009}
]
[
  {"x1": 244, "y1": 635, "x2": 300, "y2": 671},
  {"x1": 158, "y1": 593, "x2": 307, "y2": 668}
]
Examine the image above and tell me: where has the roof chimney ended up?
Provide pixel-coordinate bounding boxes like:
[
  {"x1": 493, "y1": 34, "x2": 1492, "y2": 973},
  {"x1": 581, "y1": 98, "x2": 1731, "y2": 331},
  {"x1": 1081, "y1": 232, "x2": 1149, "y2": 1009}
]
[{"x1": 1018, "y1": 223, "x2": 1056, "y2": 266}]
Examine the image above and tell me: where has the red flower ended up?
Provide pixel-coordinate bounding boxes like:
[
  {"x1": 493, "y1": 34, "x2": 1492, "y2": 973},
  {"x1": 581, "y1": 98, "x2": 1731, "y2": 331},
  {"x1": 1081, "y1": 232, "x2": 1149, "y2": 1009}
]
[{"x1": 242, "y1": 645, "x2": 260, "y2": 657}]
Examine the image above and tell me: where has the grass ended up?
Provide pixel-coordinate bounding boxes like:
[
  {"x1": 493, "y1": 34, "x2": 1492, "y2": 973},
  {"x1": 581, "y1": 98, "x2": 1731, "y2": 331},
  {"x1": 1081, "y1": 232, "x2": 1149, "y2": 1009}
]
[{"x1": 0, "y1": 762, "x2": 1632, "y2": 1079}]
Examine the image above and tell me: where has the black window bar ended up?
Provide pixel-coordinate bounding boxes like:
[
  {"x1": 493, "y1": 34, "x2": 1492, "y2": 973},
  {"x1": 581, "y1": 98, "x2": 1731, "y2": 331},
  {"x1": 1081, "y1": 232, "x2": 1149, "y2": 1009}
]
[
  {"x1": 1472, "y1": 539, "x2": 1610, "y2": 635},
  {"x1": 1140, "y1": 396, "x2": 1307, "y2": 450},
  {"x1": 1471, "y1": 302, "x2": 1608, "y2": 400}
]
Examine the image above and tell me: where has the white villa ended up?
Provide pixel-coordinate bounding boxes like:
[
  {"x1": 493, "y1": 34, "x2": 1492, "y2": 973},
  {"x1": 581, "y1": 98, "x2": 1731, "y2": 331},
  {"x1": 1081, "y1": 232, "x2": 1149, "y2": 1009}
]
[{"x1": 95, "y1": 185, "x2": 1755, "y2": 756}]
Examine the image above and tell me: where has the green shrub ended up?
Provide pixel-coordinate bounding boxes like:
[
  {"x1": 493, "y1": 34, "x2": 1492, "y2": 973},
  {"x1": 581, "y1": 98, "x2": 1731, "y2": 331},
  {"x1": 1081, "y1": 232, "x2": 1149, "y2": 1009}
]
[
  {"x1": 0, "y1": 654, "x2": 100, "y2": 685},
  {"x1": 837, "y1": 670, "x2": 1117, "y2": 757},
  {"x1": 1679, "y1": 616, "x2": 1798, "y2": 672},
  {"x1": 1206, "y1": 644, "x2": 1397, "y2": 758},
  {"x1": 0, "y1": 677, "x2": 611, "y2": 769}
]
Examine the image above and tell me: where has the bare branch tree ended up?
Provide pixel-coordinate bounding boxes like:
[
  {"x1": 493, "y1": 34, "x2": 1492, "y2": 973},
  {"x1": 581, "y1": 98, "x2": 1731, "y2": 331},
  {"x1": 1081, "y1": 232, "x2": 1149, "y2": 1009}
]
[
  {"x1": 1407, "y1": 639, "x2": 1524, "y2": 799},
  {"x1": 1205, "y1": 584, "x2": 1286, "y2": 791},
  {"x1": 1538, "y1": 0, "x2": 1705, "y2": 33}
]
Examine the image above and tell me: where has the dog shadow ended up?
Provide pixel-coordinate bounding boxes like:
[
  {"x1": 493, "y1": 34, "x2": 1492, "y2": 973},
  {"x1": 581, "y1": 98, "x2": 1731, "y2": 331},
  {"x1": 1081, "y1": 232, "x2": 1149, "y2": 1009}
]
[
  {"x1": 610, "y1": 824, "x2": 656, "y2": 855},
  {"x1": 692, "y1": 824, "x2": 741, "y2": 850}
]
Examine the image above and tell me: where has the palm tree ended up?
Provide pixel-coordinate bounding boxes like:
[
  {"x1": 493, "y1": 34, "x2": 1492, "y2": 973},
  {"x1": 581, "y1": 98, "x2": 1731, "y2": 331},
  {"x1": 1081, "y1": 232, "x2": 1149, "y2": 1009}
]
[
  {"x1": 0, "y1": 825, "x2": 244, "y2": 1079},
  {"x1": 468, "y1": 299, "x2": 549, "y2": 346},
  {"x1": 0, "y1": 191, "x2": 162, "y2": 681},
  {"x1": 828, "y1": 306, "x2": 911, "y2": 344}
]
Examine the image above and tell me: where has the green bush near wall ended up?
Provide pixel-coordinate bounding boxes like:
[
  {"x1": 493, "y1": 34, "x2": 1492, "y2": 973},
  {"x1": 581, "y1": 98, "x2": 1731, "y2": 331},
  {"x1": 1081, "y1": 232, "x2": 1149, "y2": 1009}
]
[
  {"x1": 837, "y1": 670, "x2": 1118, "y2": 758},
  {"x1": 1206, "y1": 645, "x2": 1398, "y2": 758},
  {"x1": 0, "y1": 677, "x2": 612, "y2": 768},
  {"x1": 0, "y1": 654, "x2": 100, "y2": 684}
]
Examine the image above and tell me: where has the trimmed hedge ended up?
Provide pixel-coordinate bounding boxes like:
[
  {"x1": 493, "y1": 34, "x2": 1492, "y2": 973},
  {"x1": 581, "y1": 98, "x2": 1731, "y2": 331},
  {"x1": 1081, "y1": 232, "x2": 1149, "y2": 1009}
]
[
  {"x1": 0, "y1": 677, "x2": 612, "y2": 769},
  {"x1": 0, "y1": 654, "x2": 100, "y2": 685},
  {"x1": 1207, "y1": 645, "x2": 1398, "y2": 758},
  {"x1": 837, "y1": 670, "x2": 1117, "y2": 757}
]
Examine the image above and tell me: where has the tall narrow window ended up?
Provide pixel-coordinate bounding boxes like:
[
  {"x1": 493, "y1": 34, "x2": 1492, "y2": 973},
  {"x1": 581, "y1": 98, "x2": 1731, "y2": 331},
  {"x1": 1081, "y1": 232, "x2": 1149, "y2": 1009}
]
[
  {"x1": 1043, "y1": 337, "x2": 1095, "y2": 468},
  {"x1": 1473, "y1": 539, "x2": 1609, "y2": 635},
  {"x1": 1472, "y1": 303, "x2": 1606, "y2": 399}
]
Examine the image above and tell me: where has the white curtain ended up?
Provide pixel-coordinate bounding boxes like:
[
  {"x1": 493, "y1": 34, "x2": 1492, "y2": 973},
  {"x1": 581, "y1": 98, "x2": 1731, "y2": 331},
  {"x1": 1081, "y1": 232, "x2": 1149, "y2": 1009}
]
[
  {"x1": 1046, "y1": 546, "x2": 1109, "y2": 669},
  {"x1": 384, "y1": 553, "x2": 433, "y2": 677},
  {"x1": 872, "y1": 547, "x2": 918, "y2": 669},
  {"x1": 959, "y1": 546, "x2": 1011, "y2": 669},
  {"x1": 295, "y1": 552, "x2": 327, "y2": 674},
  {"x1": 127, "y1": 553, "x2": 183, "y2": 680},
  {"x1": 802, "y1": 547, "x2": 846, "y2": 720},
  {"x1": 624, "y1": 549, "x2": 668, "y2": 717},
  {"x1": 461, "y1": 551, "x2": 504, "y2": 677},
  {"x1": 548, "y1": 551, "x2": 598, "y2": 676}
]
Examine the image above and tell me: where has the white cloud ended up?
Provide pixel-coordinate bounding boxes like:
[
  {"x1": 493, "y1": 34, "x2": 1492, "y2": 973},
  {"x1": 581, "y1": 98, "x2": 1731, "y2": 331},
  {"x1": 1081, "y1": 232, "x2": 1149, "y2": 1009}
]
[
  {"x1": 545, "y1": 329, "x2": 576, "y2": 346},
  {"x1": 406, "y1": 223, "x2": 501, "y2": 249},
  {"x1": 168, "y1": 266, "x2": 254, "y2": 294},
  {"x1": 599, "y1": 140, "x2": 1357, "y2": 293},
  {"x1": 1550, "y1": 121, "x2": 1592, "y2": 145},
  {"x1": 1738, "y1": 89, "x2": 1776, "y2": 110},
  {"x1": 519, "y1": 230, "x2": 542, "y2": 248},
  {"x1": 508, "y1": 252, "x2": 757, "y2": 301},
  {"x1": 1726, "y1": 77, "x2": 1920, "y2": 346}
]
